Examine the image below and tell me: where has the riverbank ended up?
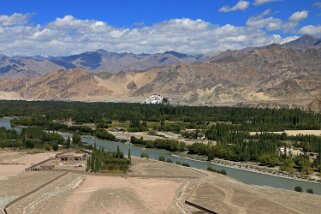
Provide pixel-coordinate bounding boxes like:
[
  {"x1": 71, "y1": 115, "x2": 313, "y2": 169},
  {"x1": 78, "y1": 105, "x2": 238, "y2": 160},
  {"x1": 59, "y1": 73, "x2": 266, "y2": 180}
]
[
  {"x1": 176, "y1": 153, "x2": 321, "y2": 183},
  {"x1": 2, "y1": 117, "x2": 321, "y2": 195}
]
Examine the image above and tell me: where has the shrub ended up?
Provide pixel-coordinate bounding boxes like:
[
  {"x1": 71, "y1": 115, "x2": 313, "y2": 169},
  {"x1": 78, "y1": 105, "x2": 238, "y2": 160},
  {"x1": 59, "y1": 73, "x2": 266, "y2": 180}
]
[
  {"x1": 176, "y1": 161, "x2": 181, "y2": 165},
  {"x1": 294, "y1": 186, "x2": 302, "y2": 192},
  {"x1": 220, "y1": 169, "x2": 227, "y2": 175},
  {"x1": 166, "y1": 158, "x2": 173, "y2": 163},
  {"x1": 45, "y1": 145, "x2": 51, "y2": 151},
  {"x1": 158, "y1": 156, "x2": 166, "y2": 162},
  {"x1": 140, "y1": 152, "x2": 149, "y2": 159},
  {"x1": 52, "y1": 143, "x2": 58, "y2": 151},
  {"x1": 207, "y1": 166, "x2": 227, "y2": 175},
  {"x1": 307, "y1": 189, "x2": 314, "y2": 194},
  {"x1": 96, "y1": 128, "x2": 116, "y2": 141},
  {"x1": 182, "y1": 163, "x2": 190, "y2": 167},
  {"x1": 207, "y1": 153, "x2": 214, "y2": 161}
]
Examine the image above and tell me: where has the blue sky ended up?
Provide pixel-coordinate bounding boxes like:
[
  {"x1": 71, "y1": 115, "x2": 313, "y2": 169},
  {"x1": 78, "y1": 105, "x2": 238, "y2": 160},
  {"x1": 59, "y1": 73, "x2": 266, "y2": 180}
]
[{"x1": 0, "y1": 0, "x2": 320, "y2": 55}]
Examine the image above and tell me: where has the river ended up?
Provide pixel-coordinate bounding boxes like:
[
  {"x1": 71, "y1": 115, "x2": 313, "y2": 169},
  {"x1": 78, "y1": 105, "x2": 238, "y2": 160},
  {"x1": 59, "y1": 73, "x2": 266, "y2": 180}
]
[{"x1": 1, "y1": 117, "x2": 321, "y2": 194}]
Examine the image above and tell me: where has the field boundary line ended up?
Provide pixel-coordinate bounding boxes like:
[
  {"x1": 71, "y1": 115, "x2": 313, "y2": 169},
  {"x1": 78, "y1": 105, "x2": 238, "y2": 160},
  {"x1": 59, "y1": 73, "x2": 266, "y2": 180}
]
[
  {"x1": 3, "y1": 172, "x2": 68, "y2": 214},
  {"x1": 185, "y1": 200, "x2": 218, "y2": 214}
]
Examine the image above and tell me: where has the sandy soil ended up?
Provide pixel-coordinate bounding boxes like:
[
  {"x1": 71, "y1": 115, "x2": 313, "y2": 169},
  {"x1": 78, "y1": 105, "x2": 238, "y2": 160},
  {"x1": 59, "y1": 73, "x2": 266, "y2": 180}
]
[
  {"x1": 250, "y1": 130, "x2": 321, "y2": 136},
  {"x1": 128, "y1": 157, "x2": 205, "y2": 178},
  {"x1": 7, "y1": 173, "x2": 83, "y2": 214},
  {"x1": 59, "y1": 176, "x2": 181, "y2": 214},
  {"x1": 185, "y1": 171, "x2": 321, "y2": 214},
  {"x1": 0, "y1": 171, "x2": 64, "y2": 210},
  {"x1": 0, "y1": 150, "x2": 56, "y2": 180},
  {"x1": 110, "y1": 130, "x2": 208, "y2": 145}
]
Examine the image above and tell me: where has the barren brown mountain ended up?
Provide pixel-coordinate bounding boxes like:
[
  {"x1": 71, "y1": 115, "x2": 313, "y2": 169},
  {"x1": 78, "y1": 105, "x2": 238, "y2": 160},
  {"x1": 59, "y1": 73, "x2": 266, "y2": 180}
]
[{"x1": 0, "y1": 41, "x2": 320, "y2": 110}]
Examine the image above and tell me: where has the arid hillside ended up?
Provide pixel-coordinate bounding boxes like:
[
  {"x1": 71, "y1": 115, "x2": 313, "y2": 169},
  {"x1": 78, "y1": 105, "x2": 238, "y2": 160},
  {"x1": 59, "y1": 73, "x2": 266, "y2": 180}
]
[{"x1": 0, "y1": 42, "x2": 320, "y2": 110}]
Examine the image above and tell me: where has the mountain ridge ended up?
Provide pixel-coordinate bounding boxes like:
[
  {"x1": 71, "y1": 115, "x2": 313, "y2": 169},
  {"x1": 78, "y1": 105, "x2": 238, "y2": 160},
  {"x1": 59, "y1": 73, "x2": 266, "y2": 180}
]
[
  {"x1": 0, "y1": 35, "x2": 321, "y2": 112},
  {"x1": 0, "y1": 34, "x2": 320, "y2": 79},
  {"x1": 1, "y1": 36, "x2": 320, "y2": 112},
  {"x1": 0, "y1": 50, "x2": 205, "y2": 78}
]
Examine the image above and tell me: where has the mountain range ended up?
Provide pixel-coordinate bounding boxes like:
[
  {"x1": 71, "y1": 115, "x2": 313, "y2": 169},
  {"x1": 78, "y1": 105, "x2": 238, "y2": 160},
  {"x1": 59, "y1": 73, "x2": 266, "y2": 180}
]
[
  {"x1": 0, "y1": 34, "x2": 321, "y2": 112},
  {"x1": 0, "y1": 50, "x2": 206, "y2": 78}
]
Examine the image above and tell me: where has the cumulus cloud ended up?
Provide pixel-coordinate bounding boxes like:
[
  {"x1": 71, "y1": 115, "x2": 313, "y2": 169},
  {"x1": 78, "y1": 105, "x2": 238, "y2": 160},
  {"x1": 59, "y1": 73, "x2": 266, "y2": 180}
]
[
  {"x1": 299, "y1": 25, "x2": 321, "y2": 36},
  {"x1": 0, "y1": 13, "x2": 301, "y2": 56},
  {"x1": 219, "y1": 1, "x2": 250, "y2": 12},
  {"x1": 253, "y1": 0, "x2": 279, "y2": 6},
  {"x1": 246, "y1": 9, "x2": 282, "y2": 31},
  {"x1": 247, "y1": 10, "x2": 309, "y2": 32},
  {"x1": 0, "y1": 13, "x2": 33, "y2": 26},
  {"x1": 285, "y1": 10, "x2": 309, "y2": 30},
  {"x1": 289, "y1": 10, "x2": 309, "y2": 22}
]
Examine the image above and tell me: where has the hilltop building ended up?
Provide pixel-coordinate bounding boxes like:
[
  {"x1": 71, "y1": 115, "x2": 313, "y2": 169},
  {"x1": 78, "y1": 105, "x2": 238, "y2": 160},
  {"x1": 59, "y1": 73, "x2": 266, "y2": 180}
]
[{"x1": 144, "y1": 95, "x2": 168, "y2": 104}]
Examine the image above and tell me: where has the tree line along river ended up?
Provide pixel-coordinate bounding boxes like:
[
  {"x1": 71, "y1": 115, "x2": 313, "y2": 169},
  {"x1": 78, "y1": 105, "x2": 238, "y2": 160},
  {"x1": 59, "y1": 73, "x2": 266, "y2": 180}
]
[{"x1": 0, "y1": 117, "x2": 320, "y2": 195}]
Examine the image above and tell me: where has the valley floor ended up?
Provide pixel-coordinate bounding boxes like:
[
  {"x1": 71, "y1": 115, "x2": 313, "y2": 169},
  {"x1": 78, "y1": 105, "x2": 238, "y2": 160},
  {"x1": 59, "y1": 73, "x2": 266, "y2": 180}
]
[{"x1": 1, "y1": 150, "x2": 321, "y2": 214}]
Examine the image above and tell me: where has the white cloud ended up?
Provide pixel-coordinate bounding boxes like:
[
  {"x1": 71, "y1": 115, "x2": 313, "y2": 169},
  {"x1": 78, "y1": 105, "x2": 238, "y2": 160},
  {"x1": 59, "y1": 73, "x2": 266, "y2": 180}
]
[
  {"x1": 0, "y1": 13, "x2": 33, "y2": 26},
  {"x1": 299, "y1": 25, "x2": 321, "y2": 36},
  {"x1": 254, "y1": 0, "x2": 279, "y2": 6},
  {"x1": 0, "y1": 13, "x2": 301, "y2": 56},
  {"x1": 219, "y1": 1, "x2": 250, "y2": 13},
  {"x1": 289, "y1": 10, "x2": 309, "y2": 22},
  {"x1": 285, "y1": 10, "x2": 309, "y2": 30},
  {"x1": 247, "y1": 10, "x2": 309, "y2": 32},
  {"x1": 279, "y1": 36, "x2": 300, "y2": 44},
  {"x1": 246, "y1": 9, "x2": 282, "y2": 31}
]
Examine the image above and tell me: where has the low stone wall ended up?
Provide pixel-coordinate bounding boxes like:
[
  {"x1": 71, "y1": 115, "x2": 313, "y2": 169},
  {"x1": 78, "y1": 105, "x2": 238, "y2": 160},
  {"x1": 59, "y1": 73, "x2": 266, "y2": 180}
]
[{"x1": 25, "y1": 158, "x2": 54, "y2": 171}]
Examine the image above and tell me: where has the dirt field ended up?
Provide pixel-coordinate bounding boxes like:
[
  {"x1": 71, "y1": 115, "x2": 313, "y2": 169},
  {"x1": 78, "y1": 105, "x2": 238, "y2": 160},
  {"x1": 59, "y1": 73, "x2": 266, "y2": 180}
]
[
  {"x1": 0, "y1": 150, "x2": 56, "y2": 180},
  {"x1": 7, "y1": 172, "x2": 84, "y2": 214},
  {"x1": 186, "y1": 173, "x2": 321, "y2": 214},
  {"x1": 1, "y1": 151, "x2": 321, "y2": 214},
  {"x1": 0, "y1": 171, "x2": 64, "y2": 211},
  {"x1": 61, "y1": 176, "x2": 181, "y2": 214}
]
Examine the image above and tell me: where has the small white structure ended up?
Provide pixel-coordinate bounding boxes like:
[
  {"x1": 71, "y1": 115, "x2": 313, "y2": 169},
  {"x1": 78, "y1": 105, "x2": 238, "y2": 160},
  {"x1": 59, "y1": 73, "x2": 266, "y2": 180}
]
[
  {"x1": 197, "y1": 134, "x2": 206, "y2": 141},
  {"x1": 144, "y1": 95, "x2": 167, "y2": 104},
  {"x1": 278, "y1": 146, "x2": 292, "y2": 157}
]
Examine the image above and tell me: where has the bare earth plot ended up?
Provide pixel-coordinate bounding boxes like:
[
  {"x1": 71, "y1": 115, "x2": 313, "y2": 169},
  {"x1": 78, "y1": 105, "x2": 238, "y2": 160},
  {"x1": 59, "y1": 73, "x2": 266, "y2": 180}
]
[
  {"x1": 1, "y1": 151, "x2": 321, "y2": 214},
  {"x1": 0, "y1": 150, "x2": 56, "y2": 180},
  {"x1": 61, "y1": 176, "x2": 181, "y2": 214},
  {"x1": 27, "y1": 158, "x2": 193, "y2": 214},
  {"x1": 7, "y1": 172, "x2": 84, "y2": 214},
  {"x1": 185, "y1": 172, "x2": 321, "y2": 214},
  {"x1": 110, "y1": 131, "x2": 208, "y2": 145}
]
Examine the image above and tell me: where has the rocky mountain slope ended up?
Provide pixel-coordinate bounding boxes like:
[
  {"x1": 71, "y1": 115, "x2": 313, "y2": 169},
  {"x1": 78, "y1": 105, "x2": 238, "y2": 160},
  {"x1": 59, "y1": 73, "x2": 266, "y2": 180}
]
[
  {"x1": 282, "y1": 34, "x2": 321, "y2": 48},
  {"x1": 0, "y1": 35, "x2": 320, "y2": 110},
  {"x1": 0, "y1": 50, "x2": 202, "y2": 78}
]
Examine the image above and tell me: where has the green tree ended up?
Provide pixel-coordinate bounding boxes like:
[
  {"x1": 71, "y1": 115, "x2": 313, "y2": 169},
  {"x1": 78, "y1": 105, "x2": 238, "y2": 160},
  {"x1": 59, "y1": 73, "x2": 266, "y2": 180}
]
[
  {"x1": 158, "y1": 156, "x2": 166, "y2": 162},
  {"x1": 294, "y1": 156, "x2": 313, "y2": 175},
  {"x1": 52, "y1": 143, "x2": 58, "y2": 151},
  {"x1": 128, "y1": 149, "x2": 131, "y2": 163},
  {"x1": 307, "y1": 188, "x2": 314, "y2": 194},
  {"x1": 294, "y1": 186, "x2": 302, "y2": 192},
  {"x1": 66, "y1": 137, "x2": 71, "y2": 149},
  {"x1": 72, "y1": 133, "x2": 81, "y2": 145}
]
